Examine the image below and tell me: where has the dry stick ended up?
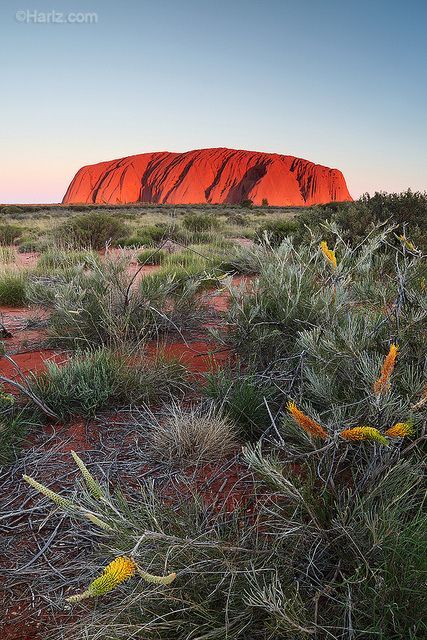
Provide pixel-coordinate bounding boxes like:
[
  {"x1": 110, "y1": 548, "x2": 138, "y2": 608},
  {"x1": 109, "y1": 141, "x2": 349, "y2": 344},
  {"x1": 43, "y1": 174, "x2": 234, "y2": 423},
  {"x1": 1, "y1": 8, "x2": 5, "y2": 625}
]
[
  {"x1": 0, "y1": 373, "x2": 58, "y2": 419},
  {"x1": 123, "y1": 238, "x2": 170, "y2": 309},
  {"x1": 2, "y1": 353, "x2": 33, "y2": 391},
  {"x1": 132, "y1": 529, "x2": 272, "y2": 556}
]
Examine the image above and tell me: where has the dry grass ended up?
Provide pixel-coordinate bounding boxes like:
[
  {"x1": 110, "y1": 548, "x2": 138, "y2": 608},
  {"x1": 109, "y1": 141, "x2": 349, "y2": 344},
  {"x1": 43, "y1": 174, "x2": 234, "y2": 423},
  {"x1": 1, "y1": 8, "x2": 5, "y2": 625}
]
[{"x1": 146, "y1": 403, "x2": 239, "y2": 466}]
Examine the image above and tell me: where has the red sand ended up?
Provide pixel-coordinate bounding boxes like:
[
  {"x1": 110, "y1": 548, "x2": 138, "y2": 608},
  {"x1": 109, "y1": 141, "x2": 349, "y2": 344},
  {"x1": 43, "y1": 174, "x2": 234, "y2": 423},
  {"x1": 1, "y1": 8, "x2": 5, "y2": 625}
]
[
  {"x1": 146, "y1": 339, "x2": 231, "y2": 374},
  {"x1": 0, "y1": 350, "x2": 65, "y2": 393},
  {"x1": 63, "y1": 147, "x2": 352, "y2": 206}
]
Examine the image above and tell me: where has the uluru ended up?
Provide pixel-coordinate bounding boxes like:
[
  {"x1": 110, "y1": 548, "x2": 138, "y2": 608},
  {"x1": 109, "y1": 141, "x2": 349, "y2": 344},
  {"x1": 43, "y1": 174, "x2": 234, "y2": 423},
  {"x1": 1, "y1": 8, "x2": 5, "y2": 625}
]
[{"x1": 63, "y1": 147, "x2": 352, "y2": 206}]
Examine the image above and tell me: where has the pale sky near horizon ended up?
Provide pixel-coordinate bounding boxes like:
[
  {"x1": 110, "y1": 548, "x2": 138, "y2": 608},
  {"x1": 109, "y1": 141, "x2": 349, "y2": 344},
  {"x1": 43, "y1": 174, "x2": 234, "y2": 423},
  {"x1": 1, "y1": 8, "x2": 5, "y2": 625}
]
[{"x1": 1, "y1": 0, "x2": 426, "y2": 203}]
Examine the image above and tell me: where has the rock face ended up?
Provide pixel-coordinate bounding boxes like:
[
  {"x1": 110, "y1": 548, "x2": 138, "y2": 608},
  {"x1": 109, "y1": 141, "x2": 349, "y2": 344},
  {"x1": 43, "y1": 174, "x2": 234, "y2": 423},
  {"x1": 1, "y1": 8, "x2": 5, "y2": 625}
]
[{"x1": 63, "y1": 148, "x2": 352, "y2": 206}]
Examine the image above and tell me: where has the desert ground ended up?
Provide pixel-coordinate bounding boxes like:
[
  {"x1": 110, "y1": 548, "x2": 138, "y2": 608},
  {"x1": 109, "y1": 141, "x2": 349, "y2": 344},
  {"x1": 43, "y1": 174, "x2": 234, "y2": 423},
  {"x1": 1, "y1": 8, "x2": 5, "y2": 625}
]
[{"x1": 0, "y1": 195, "x2": 426, "y2": 640}]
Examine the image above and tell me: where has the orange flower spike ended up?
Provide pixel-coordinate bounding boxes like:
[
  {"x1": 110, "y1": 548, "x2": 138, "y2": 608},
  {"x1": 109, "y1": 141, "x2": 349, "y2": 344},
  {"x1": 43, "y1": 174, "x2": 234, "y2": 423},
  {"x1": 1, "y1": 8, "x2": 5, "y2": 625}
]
[
  {"x1": 287, "y1": 401, "x2": 328, "y2": 440},
  {"x1": 340, "y1": 426, "x2": 388, "y2": 445},
  {"x1": 373, "y1": 343, "x2": 399, "y2": 396},
  {"x1": 320, "y1": 241, "x2": 337, "y2": 269},
  {"x1": 385, "y1": 422, "x2": 414, "y2": 438}
]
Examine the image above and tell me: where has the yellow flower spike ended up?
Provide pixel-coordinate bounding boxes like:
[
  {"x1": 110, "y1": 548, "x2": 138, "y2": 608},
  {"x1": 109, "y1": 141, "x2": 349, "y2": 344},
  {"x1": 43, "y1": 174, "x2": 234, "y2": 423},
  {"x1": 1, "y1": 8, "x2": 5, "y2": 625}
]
[
  {"x1": 287, "y1": 400, "x2": 328, "y2": 440},
  {"x1": 83, "y1": 511, "x2": 114, "y2": 531},
  {"x1": 66, "y1": 557, "x2": 177, "y2": 603},
  {"x1": 373, "y1": 343, "x2": 399, "y2": 396},
  {"x1": 340, "y1": 426, "x2": 388, "y2": 445},
  {"x1": 23, "y1": 475, "x2": 78, "y2": 512},
  {"x1": 320, "y1": 241, "x2": 337, "y2": 269},
  {"x1": 137, "y1": 566, "x2": 177, "y2": 585},
  {"x1": 66, "y1": 556, "x2": 137, "y2": 602},
  {"x1": 71, "y1": 450, "x2": 105, "y2": 500},
  {"x1": 385, "y1": 422, "x2": 414, "y2": 438}
]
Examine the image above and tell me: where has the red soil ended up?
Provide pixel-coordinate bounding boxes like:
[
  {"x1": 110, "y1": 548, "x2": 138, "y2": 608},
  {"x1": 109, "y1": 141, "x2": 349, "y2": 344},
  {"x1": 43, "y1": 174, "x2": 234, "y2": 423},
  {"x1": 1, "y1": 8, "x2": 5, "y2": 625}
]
[
  {"x1": 0, "y1": 350, "x2": 65, "y2": 385},
  {"x1": 147, "y1": 339, "x2": 231, "y2": 374},
  {"x1": 15, "y1": 251, "x2": 39, "y2": 269}
]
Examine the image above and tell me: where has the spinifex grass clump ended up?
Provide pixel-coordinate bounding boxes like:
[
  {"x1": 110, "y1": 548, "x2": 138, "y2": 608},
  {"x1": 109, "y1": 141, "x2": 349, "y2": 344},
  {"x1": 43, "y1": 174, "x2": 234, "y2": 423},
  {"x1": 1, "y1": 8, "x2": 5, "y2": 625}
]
[
  {"x1": 136, "y1": 247, "x2": 168, "y2": 265},
  {"x1": 29, "y1": 347, "x2": 187, "y2": 419},
  {"x1": 146, "y1": 402, "x2": 239, "y2": 466},
  {"x1": 203, "y1": 367, "x2": 280, "y2": 440},
  {"x1": 0, "y1": 268, "x2": 29, "y2": 306},
  {"x1": 0, "y1": 410, "x2": 39, "y2": 466},
  {"x1": 36, "y1": 248, "x2": 100, "y2": 274}
]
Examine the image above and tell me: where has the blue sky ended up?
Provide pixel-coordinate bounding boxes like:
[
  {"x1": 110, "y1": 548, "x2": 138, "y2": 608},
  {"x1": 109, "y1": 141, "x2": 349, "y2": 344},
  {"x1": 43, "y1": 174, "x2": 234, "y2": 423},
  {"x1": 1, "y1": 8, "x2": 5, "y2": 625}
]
[{"x1": 1, "y1": 0, "x2": 426, "y2": 202}]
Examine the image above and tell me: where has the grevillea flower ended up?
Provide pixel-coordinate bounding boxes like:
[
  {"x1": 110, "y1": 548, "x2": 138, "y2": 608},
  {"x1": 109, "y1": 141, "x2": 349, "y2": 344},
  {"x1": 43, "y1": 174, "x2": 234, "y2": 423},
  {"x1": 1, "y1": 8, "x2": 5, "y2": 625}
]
[
  {"x1": 340, "y1": 426, "x2": 388, "y2": 445},
  {"x1": 320, "y1": 241, "x2": 337, "y2": 269},
  {"x1": 23, "y1": 475, "x2": 77, "y2": 512},
  {"x1": 137, "y1": 567, "x2": 177, "y2": 585},
  {"x1": 66, "y1": 556, "x2": 177, "y2": 602},
  {"x1": 373, "y1": 343, "x2": 398, "y2": 396},
  {"x1": 71, "y1": 450, "x2": 105, "y2": 500},
  {"x1": 385, "y1": 422, "x2": 414, "y2": 438},
  {"x1": 66, "y1": 556, "x2": 137, "y2": 602},
  {"x1": 287, "y1": 401, "x2": 328, "y2": 439}
]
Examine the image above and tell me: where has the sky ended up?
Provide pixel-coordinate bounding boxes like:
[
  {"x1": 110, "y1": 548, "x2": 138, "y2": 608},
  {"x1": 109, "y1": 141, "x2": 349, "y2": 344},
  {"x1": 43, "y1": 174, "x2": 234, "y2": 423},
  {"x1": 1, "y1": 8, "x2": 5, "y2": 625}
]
[{"x1": 1, "y1": 0, "x2": 426, "y2": 203}]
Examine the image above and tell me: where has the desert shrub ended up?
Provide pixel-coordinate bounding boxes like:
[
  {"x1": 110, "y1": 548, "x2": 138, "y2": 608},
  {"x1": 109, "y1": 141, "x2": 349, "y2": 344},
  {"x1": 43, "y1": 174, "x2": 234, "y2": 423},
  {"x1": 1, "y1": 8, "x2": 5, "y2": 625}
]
[
  {"x1": 29, "y1": 255, "x2": 203, "y2": 348},
  {"x1": 204, "y1": 368, "x2": 280, "y2": 440},
  {"x1": 182, "y1": 212, "x2": 222, "y2": 233},
  {"x1": 261, "y1": 198, "x2": 269, "y2": 206},
  {"x1": 146, "y1": 403, "x2": 238, "y2": 466},
  {"x1": 135, "y1": 224, "x2": 173, "y2": 246},
  {"x1": 1, "y1": 205, "x2": 23, "y2": 216},
  {"x1": 0, "y1": 410, "x2": 36, "y2": 466},
  {"x1": 240, "y1": 198, "x2": 253, "y2": 208},
  {"x1": 36, "y1": 249, "x2": 100, "y2": 273},
  {"x1": 293, "y1": 190, "x2": 427, "y2": 249},
  {"x1": 219, "y1": 243, "x2": 271, "y2": 274},
  {"x1": 137, "y1": 248, "x2": 167, "y2": 265},
  {"x1": 0, "y1": 223, "x2": 23, "y2": 245},
  {"x1": 226, "y1": 213, "x2": 248, "y2": 226},
  {"x1": 18, "y1": 236, "x2": 43, "y2": 253},
  {"x1": 116, "y1": 235, "x2": 146, "y2": 248},
  {"x1": 255, "y1": 218, "x2": 297, "y2": 246},
  {"x1": 0, "y1": 269, "x2": 28, "y2": 306},
  {"x1": 223, "y1": 228, "x2": 426, "y2": 418},
  {"x1": 53, "y1": 212, "x2": 127, "y2": 249},
  {"x1": 29, "y1": 348, "x2": 187, "y2": 419}
]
